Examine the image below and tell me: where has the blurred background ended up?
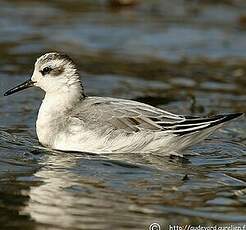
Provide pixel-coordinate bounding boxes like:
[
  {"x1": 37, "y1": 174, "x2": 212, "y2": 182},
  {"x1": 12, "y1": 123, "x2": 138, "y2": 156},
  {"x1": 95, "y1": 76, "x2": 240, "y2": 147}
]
[{"x1": 0, "y1": 0, "x2": 245, "y2": 229}]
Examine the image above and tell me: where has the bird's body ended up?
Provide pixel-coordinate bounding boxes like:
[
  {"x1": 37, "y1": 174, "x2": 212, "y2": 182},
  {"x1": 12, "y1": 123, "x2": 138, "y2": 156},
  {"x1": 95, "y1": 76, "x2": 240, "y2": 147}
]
[
  {"x1": 36, "y1": 95, "x2": 241, "y2": 154},
  {"x1": 4, "y1": 52, "x2": 243, "y2": 155},
  {"x1": 36, "y1": 96, "x2": 182, "y2": 154}
]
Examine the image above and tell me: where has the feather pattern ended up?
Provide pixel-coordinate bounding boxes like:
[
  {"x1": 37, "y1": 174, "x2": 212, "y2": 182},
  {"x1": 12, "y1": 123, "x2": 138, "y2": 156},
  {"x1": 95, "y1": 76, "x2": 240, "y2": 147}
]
[
  {"x1": 70, "y1": 97, "x2": 241, "y2": 135},
  {"x1": 40, "y1": 96, "x2": 241, "y2": 154}
]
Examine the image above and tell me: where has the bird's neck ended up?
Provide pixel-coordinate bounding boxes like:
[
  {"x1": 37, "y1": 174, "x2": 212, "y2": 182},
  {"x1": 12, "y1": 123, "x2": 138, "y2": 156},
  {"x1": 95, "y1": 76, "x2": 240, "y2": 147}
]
[
  {"x1": 41, "y1": 84, "x2": 85, "y2": 115},
  {"x1": 36, "y1": 84, "x2": 85, "y2": 147}
]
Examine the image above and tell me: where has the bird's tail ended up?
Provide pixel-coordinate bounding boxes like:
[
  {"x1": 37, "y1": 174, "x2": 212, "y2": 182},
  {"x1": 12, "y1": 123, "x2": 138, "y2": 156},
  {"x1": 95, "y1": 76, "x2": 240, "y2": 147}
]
[{"x1": 172, "y1": 113, "x2": 243, "y2": 152}]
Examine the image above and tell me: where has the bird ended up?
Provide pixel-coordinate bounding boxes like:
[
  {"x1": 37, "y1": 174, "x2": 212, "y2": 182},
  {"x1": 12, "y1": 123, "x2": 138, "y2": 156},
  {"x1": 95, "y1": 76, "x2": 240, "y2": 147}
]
[{"x1": 4, "y1": 52, "x2": 243, "y2": 155}]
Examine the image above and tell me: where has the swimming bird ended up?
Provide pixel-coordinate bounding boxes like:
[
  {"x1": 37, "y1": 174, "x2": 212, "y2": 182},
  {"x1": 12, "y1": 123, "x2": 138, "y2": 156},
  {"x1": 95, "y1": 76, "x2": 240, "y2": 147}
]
[{"x1": 4, "y1": 52, "x2": 243, "y2": 155}]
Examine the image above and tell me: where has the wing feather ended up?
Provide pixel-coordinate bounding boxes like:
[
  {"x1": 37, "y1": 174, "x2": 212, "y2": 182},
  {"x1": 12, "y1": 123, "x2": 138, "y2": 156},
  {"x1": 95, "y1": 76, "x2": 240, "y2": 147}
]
[
  {"x1": 157, "y1": 114, "x2": 242, "y2": 135},
  {"x1": 72, "y1": 97, "x2": 242, "y2": 136}
]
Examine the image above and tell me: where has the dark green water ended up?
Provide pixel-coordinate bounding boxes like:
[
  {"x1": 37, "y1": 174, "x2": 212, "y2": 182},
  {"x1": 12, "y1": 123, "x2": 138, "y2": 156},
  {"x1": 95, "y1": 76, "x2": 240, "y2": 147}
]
[{"x1": 0, "y1": 1, "x2": 245, "y2": 229}]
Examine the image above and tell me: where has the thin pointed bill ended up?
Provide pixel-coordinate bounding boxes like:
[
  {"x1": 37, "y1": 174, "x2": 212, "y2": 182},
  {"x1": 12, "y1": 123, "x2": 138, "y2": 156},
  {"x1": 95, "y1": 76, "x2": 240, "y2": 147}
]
[{"x1": 4, "y1": 79, "x2": 35, "y2": 96}]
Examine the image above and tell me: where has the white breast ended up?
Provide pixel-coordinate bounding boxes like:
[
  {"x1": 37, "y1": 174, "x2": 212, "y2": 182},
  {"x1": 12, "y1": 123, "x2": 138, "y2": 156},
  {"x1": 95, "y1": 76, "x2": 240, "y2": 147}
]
[
  {"x1": 36, "y1": 88, "x2": 83, "y2": 147},
  {"x1": 36, "y1": 101, "x2": 58, "y2": 147}
]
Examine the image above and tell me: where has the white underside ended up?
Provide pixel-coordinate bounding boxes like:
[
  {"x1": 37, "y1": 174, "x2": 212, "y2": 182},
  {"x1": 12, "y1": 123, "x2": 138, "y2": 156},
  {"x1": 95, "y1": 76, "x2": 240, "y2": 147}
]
[
  {"x1": 51, "y1": 130, "x2": 179, "y2": 154},
  {"x1": 50, "y1": 127, "x2": 220, "y2": 155}
]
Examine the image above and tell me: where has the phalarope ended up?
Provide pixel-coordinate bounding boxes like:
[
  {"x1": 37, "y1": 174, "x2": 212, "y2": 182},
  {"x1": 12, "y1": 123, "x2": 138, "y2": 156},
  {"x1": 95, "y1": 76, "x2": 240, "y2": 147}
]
[{"x1": 4, "y1": 52, "x2": 243, "y2": 155}]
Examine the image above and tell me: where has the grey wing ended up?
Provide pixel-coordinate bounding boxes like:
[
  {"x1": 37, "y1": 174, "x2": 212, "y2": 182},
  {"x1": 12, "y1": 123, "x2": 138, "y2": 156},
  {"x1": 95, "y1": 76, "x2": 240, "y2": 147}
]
[
  {"x1": 102, "y1": 99, "x2": 184, "y2": 132},
  {"x1": 72, "y1": 97, "x2": 242, "y2": 135}
]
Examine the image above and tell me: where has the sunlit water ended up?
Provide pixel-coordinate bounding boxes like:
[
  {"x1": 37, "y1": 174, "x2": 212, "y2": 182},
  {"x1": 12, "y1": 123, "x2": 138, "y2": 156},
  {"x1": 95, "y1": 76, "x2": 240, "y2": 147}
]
[{"x1": 0, "y1": 1, "x2": 245, "y2": 229}]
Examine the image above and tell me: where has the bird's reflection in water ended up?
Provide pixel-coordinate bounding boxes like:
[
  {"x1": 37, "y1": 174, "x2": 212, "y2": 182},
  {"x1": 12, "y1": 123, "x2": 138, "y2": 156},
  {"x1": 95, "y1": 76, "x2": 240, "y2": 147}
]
[{"x1": 21, "y1": 149, "x2": 190, "y2": 229}]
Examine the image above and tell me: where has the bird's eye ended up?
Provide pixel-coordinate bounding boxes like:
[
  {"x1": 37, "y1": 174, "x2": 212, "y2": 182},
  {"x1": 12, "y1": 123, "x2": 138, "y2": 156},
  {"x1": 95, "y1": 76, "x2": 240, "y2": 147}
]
[{"x1": 40, "y1": 67, "x2": 52, "y2": 76}]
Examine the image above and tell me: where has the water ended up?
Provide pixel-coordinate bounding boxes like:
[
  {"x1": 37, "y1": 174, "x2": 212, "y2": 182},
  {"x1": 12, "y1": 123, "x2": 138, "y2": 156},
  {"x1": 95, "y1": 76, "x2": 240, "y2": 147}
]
[{"x1": 0, "y1": 0, "x2": 245, "y2": 229}]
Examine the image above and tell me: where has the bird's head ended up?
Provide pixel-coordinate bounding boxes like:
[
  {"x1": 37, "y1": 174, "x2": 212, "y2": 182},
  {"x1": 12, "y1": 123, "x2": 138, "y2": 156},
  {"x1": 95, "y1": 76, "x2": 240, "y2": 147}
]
[{"x1": 4, "y1": 52, "x2": 84, "y2": 96}]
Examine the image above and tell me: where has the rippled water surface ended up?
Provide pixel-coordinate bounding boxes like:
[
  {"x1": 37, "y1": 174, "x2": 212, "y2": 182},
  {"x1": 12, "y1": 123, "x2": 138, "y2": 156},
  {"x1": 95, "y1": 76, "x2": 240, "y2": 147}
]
[{"x1": 0, "y1": 0, "x2": 246, "y2": 229}]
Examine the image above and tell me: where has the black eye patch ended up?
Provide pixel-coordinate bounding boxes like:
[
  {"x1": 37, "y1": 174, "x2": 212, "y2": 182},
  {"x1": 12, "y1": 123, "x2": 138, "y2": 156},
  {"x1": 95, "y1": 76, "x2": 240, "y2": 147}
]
[{"x1": 40, "y1": 66, "x2": 53, "y2": 76}]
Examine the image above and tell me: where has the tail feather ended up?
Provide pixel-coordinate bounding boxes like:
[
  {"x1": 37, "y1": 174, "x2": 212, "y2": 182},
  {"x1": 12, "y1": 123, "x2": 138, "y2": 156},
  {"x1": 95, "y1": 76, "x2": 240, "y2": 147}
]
[
  {"x1": 166, "y1": 113, "x2": 243, "y2": 136},
  {"x1": 165, "y1": 113, "x2": 243, "y2": 152}
]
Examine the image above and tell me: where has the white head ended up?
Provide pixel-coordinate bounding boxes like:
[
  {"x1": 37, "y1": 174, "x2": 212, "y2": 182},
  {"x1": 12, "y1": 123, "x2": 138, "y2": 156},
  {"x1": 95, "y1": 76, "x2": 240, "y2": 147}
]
[{"x1": 4, "y1": 52, "x2": 85, "y2": 97}]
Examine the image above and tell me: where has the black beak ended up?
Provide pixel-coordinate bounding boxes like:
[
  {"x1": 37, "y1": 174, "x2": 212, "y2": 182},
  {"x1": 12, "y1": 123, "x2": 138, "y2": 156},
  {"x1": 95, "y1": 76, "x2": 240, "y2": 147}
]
[{"x1": 4, "y1": 79, "x2": 35, "y2": 96}]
